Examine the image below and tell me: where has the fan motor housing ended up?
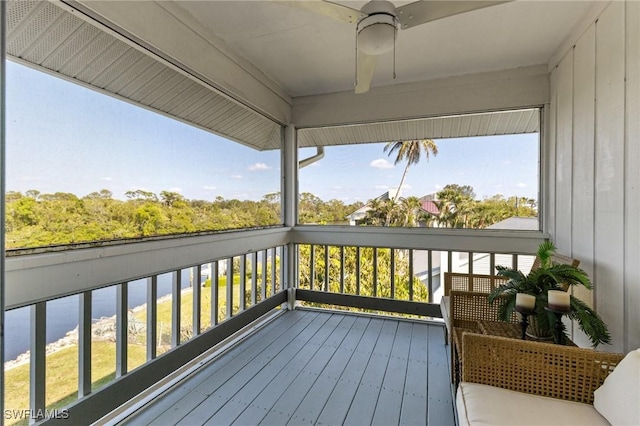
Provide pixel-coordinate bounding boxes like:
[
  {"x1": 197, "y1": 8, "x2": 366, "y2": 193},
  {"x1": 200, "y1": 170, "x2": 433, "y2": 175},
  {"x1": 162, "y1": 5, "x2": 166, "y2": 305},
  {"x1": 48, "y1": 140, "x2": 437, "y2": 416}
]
[{"x1": 357, "y1": 13, "x2": 397, "y2": 55}]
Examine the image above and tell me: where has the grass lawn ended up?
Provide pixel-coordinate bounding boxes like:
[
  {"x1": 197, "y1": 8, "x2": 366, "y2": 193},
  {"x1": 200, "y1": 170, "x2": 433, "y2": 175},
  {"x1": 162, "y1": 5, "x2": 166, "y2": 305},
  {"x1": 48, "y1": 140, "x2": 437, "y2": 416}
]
[{"x1": 4, "y1": 342, "x2": 147, "y2": 426}]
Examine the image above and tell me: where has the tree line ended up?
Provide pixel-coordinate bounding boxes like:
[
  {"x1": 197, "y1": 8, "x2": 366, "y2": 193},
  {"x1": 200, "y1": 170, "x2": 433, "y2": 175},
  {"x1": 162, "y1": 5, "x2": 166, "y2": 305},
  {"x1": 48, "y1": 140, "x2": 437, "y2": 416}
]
[
  {"x1": 4, "y1": 189, "x2": 361, "y2": 249},
  {"x1": 5, "y1": 184, "x2": 535, "y2": 249},
  {"x1": 361, "y1": 184, "x2": 537, "y2": 228}
]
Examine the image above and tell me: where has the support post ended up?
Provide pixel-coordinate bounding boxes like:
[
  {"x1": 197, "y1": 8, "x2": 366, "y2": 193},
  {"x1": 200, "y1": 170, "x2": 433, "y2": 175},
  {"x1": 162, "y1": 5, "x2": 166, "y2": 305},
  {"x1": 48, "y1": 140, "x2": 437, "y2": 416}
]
[
  {"x1": 283, "y1": 125, "x2": 298, "y2": 310},
  {"x1": 0, "y1": 3, "x2": 6, "y2": 419}
]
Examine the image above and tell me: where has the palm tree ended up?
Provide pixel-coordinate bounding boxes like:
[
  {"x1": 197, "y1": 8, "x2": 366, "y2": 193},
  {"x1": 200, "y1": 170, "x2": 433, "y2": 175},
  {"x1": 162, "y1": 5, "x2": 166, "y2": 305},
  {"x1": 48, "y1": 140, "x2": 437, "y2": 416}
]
[
  {"x1": 398, "y1": 196, "x2": 423, "y2": 227},
  {"x1": 384, "y1": 139, "x2": 438, "y2": 204}
]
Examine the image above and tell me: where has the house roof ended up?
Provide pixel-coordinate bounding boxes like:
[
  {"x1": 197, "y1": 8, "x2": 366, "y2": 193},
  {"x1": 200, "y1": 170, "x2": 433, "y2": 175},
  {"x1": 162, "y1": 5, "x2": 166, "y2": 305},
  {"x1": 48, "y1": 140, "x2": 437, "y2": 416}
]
[
  {"x1": 486, "y1": 217, "x2": 539, "y2": 231},
  {"x1": 346, "y1": 191, "x2": 441, "y2": 220},
  {"x1": 420, "y1": 200, "x2": 440, "y2": 216}
]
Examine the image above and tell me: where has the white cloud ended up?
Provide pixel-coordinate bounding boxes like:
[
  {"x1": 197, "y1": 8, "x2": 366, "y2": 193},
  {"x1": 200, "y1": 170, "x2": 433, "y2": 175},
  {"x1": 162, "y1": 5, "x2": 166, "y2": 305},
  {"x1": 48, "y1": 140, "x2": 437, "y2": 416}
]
[
  {"x1": 370, "y1": 159, "x2": 393, "y2": 169},
  {"x1": 100, "y1": 176, "x2": 114, "y2": 182},
  {"x1": 516, "y1": 182, "x2": 527, "y2": 188},
  {"x1": 248, "y1": 162, "x2": 271, "y2": 171},
  {"x1": 203, "y1": 185, "x2": 216, "y2": 190},
  {"x1": 230, "y1": 174, "x2": 243, "y2": 179}
]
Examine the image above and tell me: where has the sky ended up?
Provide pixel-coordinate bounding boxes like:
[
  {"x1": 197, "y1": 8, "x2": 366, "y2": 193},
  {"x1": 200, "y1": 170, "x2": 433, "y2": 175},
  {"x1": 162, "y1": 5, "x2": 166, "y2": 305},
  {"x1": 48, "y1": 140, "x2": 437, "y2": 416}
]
[{"x1": 7, "y1": 60, "x2": 539, "y2": 203}]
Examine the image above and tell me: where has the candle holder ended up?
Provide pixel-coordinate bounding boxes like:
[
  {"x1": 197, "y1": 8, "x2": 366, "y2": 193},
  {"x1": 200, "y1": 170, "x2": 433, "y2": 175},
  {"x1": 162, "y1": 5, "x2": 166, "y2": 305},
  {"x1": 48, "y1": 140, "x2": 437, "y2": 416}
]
[
  {"x1": 545, "y1": 306, "x2": 570, "y2": 344},
  {"x1": 515, "y1": 305, "x2": 535, "y2": 340}
]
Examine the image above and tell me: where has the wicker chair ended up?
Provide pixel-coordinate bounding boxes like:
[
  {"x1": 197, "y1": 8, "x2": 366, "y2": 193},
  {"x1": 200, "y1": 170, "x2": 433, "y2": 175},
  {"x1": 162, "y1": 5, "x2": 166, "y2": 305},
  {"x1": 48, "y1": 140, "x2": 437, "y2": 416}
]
[
  {"x1": 448, "y1": 290, "x2": 517, "y2": 385},
  {"x1": 458, "y1": 333, "x2": 625, "y2": 425},
  {"x1": 440, "y1": 273, "x2": 508, "y2": 344}
]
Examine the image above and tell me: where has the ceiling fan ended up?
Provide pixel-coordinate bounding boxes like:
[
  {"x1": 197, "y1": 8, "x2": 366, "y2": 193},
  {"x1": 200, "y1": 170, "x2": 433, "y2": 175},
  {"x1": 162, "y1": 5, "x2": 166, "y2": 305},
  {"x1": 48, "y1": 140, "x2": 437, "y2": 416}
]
[{"x1": 277, "y1": 1, "x2": 509, "y2": 94}]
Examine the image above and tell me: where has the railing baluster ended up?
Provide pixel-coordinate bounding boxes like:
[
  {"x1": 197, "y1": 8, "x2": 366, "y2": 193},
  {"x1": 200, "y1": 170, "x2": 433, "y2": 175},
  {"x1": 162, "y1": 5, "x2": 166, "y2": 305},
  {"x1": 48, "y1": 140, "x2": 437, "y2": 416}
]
[
  {"x1": 30, "y1": 302, "x2": 46, "y2": 418},
  {"x1": 271, "y1": 247, "x2": 277, "y2": 293},
  {"x1": 448, "y1": 250, "x2": 453, "y2": 273},
  {"x1": 78, "y1": 291, "x2": 92, "y2": 397},
  {"x1": 512, "y1": 253, "x2": 519, "y2": 270},
  {"x1": 309, "y1": 244, "x2": 315, "y2": 291},
  {"x1": 324, "y1": 245, "x2": 329, "y2": 292},
  {"x1": 261, "y1": 250, "x2": 268, "y2": 299},
  {"x1": 211, "y1": 261, "x2": 219, "y2": 327},
  {"x1": 239, "y1": 256, "x2": 247, "y2": 311},
  {"x1": 147, "y1": 276, "x2": 157, "y2": 361},
  {"x1": 251, "y1": 252, "x2": 258, "y2": 304},
  {"x1": 490, "y1": 253, "x2": 496, "y2": 275},
  {"x1": 469, "y1": 251, "x2": 474, "y2": 274},
  {"x1": 116, "y1": 282, "x2": 128, "y2": 377},
  {"x1": 372, "y1": 248, "x2": 378, "y2": 298},
  {"x1": 390, "y1": 249, "x2": 396, "y2": 299},
  {"x1": 193, "y1": 266, "x2": 201, "y2": 336},
  {"x1": 427, "y1": 250, "x2": 434, "y2": 303},
  {"x1": 356, "y1": 246, "x2": 361, "y2": 295},
  {"x1": 409, "y1": 249, "x2": 414, "y2": 301},
  {"x1": 226, "y1": 257, "x2": 233, "y2": 318},
  {"x1": 171, "y1": 271, "x2": 181, "y2": 348},
  {"x1": 281, "y1": 245, "x2": 287, "y2": 292},
  {"x1": 339, "y1": 246, "x2": 345, "y2": 294}
]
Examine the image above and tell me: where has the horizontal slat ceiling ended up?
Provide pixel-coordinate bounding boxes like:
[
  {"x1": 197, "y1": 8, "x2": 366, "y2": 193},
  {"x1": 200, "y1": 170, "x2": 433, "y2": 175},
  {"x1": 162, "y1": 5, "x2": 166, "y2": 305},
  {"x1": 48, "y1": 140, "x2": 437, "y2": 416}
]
[
  {"x1": 6, "y1": 0, "x2": 282, "y2": 151},
  {"x1": 297, "y1": 109, "x2": 539, "y2": 147}
]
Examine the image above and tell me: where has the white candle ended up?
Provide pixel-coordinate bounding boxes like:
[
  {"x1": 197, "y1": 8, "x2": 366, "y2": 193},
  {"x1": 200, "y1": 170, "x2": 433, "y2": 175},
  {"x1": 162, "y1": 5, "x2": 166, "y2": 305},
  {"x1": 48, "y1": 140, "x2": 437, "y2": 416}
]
[
  {"x1": 516, "y1": 293, "x2": 536, "y2": 310},
  {"x1": 548, "y1": 290, "x2": 570, "y2": 311}
]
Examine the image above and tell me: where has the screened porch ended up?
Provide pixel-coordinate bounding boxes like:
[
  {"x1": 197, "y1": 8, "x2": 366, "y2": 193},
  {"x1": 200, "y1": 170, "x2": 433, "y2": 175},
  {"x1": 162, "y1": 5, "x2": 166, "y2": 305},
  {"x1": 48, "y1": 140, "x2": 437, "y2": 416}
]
[{"x1": 2, "y1": 0, "x2": 639, "y2": 425}]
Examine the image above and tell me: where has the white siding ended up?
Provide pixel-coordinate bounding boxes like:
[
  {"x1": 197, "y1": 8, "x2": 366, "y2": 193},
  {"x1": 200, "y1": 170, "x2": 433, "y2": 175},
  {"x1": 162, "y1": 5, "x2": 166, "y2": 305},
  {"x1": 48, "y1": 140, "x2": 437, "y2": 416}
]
[
  {"x1": 625, "y1": 0, "x2": 640, "y2": 353},
  {"x1": 548, "y1": 0, "x2": 638, "y2": 352},
  {"x1": 571, "y1": 26, "x2": 596, "y2": 312},
  {"x1": 554, "y1": 52, "x2": 573, "y2": 255}
]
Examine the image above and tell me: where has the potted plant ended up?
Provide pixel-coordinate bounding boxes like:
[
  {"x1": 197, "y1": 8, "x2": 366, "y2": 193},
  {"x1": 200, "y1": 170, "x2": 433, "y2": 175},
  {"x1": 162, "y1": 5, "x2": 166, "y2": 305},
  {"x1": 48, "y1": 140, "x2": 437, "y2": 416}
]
[{"x1": 488, "y1": 241, "x2": 611, "y2": 347}]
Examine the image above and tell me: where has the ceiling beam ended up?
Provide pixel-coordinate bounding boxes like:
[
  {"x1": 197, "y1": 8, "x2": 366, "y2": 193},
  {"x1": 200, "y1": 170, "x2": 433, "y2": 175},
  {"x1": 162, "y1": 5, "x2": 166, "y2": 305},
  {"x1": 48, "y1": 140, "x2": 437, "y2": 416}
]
[{"x1": 292, "y1": 65, "x2": 549, "y2": 128}]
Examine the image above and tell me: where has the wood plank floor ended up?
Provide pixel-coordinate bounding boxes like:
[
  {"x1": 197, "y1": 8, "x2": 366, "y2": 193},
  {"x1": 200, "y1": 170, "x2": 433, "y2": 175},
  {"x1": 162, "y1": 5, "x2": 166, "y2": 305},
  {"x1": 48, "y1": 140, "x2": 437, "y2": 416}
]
[{"x1": 120, "y1": 309, "x2": 454, "y2": 426}]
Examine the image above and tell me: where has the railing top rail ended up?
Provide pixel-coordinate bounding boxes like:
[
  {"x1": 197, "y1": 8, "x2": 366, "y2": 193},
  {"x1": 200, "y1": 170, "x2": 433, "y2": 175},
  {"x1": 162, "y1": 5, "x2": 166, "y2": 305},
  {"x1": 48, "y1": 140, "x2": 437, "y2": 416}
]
[
  {"x1": 291, "y1": 225, "x2": 548, "y2": 253},
  {"x1": 6, "y1": 227, "x2": 290, "y2": 310}
]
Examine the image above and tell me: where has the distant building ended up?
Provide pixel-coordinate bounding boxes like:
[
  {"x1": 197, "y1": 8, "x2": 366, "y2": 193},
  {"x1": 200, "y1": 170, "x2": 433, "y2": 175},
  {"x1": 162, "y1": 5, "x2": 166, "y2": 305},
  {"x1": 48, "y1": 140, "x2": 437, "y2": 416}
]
[
  {"x1": 346, "y1": 188, "x2": 400, "y2": 226},
  {"x1": 346, "y1": 190, "x2": 441, "y2": 226}
]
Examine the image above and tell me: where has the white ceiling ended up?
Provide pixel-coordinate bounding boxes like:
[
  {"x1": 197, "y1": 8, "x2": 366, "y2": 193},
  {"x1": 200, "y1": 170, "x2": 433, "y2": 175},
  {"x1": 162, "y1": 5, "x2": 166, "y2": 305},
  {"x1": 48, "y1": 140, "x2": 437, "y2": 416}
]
[{"x1": 176, "y1": 0, "x2": 596, "y2": 97}]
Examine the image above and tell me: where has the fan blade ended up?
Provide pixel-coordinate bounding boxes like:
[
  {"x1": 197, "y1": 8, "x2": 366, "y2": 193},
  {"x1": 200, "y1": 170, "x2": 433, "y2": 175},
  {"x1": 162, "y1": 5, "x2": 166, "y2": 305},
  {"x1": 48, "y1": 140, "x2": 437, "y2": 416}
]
[
  {"x1": 397, "y1": 1, "x2": 511, "y2": 30},
  {"x1": 274, "y1": 1, "x2": 365, "y2": 25},
  {"x1": 355, "y1": 50, "x2": 378, "y2": 94}
]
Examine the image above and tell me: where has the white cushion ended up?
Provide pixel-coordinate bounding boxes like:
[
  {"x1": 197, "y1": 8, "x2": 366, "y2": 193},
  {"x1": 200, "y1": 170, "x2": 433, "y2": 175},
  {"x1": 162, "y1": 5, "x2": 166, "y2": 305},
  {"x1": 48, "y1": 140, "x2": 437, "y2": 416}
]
[
  {"x1": 457, "y1": 382, "x2": 608, "y2": 426},
  {"x1": 593, "y1": 348, "x2": 640, "y2": 426},
  {"x1": 440, "y1": 296, "x2": 450, "y2": 330}
]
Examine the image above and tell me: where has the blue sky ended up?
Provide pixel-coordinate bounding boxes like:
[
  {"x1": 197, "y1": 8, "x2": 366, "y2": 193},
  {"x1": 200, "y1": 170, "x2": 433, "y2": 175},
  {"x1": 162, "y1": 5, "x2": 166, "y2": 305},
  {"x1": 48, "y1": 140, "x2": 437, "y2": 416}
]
[{"x1": 7, "y1": 60, "x2": 539, "y2": 203}]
